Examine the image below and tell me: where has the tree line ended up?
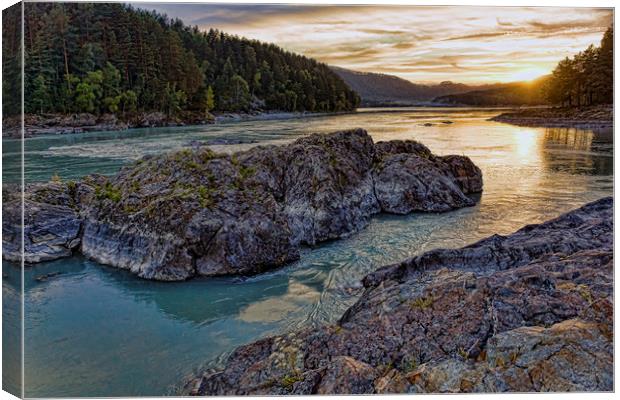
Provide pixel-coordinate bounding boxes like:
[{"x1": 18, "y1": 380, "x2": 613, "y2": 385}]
[
  {"x1": 433, "y1": 79, "x2": 547, "y2": 106},
  {"x1": 432, "y1": 27, "x2": 613, "y2": 107},
  {"x1": 543, "y1": 27, "x2": 613, "y2": 106},
  {"x1": 3, "y1": 2, "x2": 360, "y2": 118}
]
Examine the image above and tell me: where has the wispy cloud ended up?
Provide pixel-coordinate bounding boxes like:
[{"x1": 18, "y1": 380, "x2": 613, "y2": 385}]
[
  {"x1": 443, "y1": 31, "x2": 512, "y2": 41},
  {"x1": 131, "y1": 3, "x2": 613, "y2": 84}
]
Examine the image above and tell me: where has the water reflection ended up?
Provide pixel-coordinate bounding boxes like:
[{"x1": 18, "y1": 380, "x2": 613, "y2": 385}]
[
  {"x1": 2, "y1": 275, "x2": 22, "y2": 396},
  {"x1": 2, "y1": 109, "x2": 612, "y2": 397},
  {"x1": 238, "y1": 280, "x2": 321, "y2": 323},
  {"x1": 2, "y1": 135, "x2": 23, "y2": 397},
  {"x1": 541, "y1": 127, "x2": 613, "y2": 176},
  {"x1": 513, "y1": 128, "x2": 539, "y2": 164},
  {"x1": 2, "y1": 108, "x2": 506, "y2": 184}
]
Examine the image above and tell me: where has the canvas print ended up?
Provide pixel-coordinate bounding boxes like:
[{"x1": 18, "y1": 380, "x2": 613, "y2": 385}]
[{"x1": 1, "y1": 1, "x2": 614, "y2": 397}]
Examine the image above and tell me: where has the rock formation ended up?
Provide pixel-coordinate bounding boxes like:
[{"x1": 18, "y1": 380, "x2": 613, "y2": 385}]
[
  {"x1": 3, "y1": 183, "x2": 82, "y2": 263},
  {"x1": 490, "y1": 105, "x2": 613, "y2": 128},
  {"x1": 3, "y1": 129, "x2": 482, "y2": 280},
  {"x1": 188, "y1": 197, "x2": 613, "y2": 394}
]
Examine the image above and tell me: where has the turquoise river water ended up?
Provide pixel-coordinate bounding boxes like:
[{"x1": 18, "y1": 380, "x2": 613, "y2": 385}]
[{"x1": 2, "y1": 108, "x2": 613, "y2": 397}]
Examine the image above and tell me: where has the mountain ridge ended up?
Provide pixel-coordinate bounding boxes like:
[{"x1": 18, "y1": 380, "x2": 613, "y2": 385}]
[{"x1": 330, "y1": 66, "x2": 504, "y2": 106}]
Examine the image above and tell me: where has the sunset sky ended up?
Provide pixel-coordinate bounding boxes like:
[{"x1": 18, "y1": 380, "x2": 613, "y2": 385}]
[{"x1": 135, "y1": 3, "x2": 613, "y2": 84}]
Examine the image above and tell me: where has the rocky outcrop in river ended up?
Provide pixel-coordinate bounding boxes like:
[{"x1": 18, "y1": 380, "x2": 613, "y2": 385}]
[
  {"x1": 490, "y1": 105, "x2": 613, "y2": 128},
  {"x1": 3, "y1": 129, "x2": 482, "y2": 280},
  {"x1": 3, "y1": 183, "x2": 82, "y2": 263},
  {"x1": 187, "y1": 197, "x2": 613, "y2": 394}
]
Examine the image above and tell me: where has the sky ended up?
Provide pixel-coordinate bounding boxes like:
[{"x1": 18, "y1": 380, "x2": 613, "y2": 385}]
[{"x1": 133, "y1": 3, "x2": 613, "y2": 84}]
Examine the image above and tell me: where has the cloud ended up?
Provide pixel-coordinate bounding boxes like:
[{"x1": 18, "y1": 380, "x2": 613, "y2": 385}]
[
  {"x1": 304, "y1": 46, "x2": 384, "y2": 64},
  {"x1": 525, "y1": 18, "x2": 610, "y2": 32},
  {"x1": 444, "y1": 31, "x2": 511, "y2": 41},
  {"x1": 130, "y1": 3, "x2": 613, "y2": 84},
  {"x1": 392, "y1": 42, "x2": 416, "y2": 50},
  {"x1": 359, "y1": 28, "x2": 408, "y2": 35},
  {"x1": 136, "y1": 3, "x2": 381, "y2": 29}
]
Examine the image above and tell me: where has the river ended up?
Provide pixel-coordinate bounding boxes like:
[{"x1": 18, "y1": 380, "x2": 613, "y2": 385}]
[{"x1": 1, "y1": 108, "x2": 613, "y2": 397}]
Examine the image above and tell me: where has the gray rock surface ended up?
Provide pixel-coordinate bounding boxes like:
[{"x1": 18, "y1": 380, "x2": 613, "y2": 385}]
[
  {"x1": 2, "y1": 112, "x2": 215, "y2": 138},
  {"x1": 188, "y1": 197, "x2": 612, "y2": 394},
  {"x1": 372, "y1": 140, "x2": 482, "y2": 214},
  {"x1": 2, "y1": 183, "x2": 82, "y2": 263},
  {"x1": 490, "y1": 105, "x2": 613, "y2": 129},
  {"x1": 3, "y1": 129, "x2": 482, "y2": 280}
]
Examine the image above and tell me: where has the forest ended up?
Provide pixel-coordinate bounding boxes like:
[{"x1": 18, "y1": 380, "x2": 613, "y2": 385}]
[
  {"x1": 432, "y1": 78, "x2": 548, "y2": 106},
  {"x1": 433, "y1": 27, "x2": 613, "y2": 107},
  {"x1": 2, "y1": 2, "x2": 360, "y2": 118},
  {"x1": 543, "y1": 27, "x2": 613, "y2": 106}
]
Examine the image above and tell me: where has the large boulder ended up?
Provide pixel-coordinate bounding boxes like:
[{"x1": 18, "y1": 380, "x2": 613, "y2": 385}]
[
  {"x1": 188, "y1": 197, "x2": 613, "y2": 394},
  {"x1": 372, "y1": 140, "x2": 482, "y2": 213},
  {"x1": 3, "y1": 129, "x2": 483, "y2": 280},
  {"x1": 279, "y1": 129, "x2": 380, "y2": 245}
]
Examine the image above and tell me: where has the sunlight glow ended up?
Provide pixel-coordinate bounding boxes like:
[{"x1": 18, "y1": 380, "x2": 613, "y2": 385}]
[
  {"x1": 514, "y1": 129, "x2": 540, "y2": 165},
  {"x1": 508, "y1": 67, "x2": 550, "y2": 82},
  {"x1": 136, "y1": 3, "x2": 612, "y2": 84}
]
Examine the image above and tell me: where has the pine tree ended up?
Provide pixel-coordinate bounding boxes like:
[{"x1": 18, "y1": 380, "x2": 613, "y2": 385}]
[
  {"x1": 543, "y1": 27, "x2": 613, "y2": 106},
  {"x1": 230, "y1": 75, "x2": 250, "y2": 111},
  {"x1": 16, "y1": 2, "x2": 360, "y2": 118},
  {"x1": 206, "y1": 86, "x2": 215, "y2": 113},
  {"x1": 31, "y1": 74, "x2": 51, "y2": 114}
]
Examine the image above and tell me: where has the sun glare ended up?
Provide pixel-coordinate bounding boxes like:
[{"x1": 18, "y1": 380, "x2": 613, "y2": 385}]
[{"x1": 509, "y1": 67, "x2": 549, "y2": 82}]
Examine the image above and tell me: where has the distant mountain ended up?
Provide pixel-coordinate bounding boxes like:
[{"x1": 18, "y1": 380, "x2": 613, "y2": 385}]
[
  {"x1": 433, "y1": 76, "x2": 550, "y2": 106},
  {"x1": 330, "y1": 66, "x2": 500, "y2": 106}
]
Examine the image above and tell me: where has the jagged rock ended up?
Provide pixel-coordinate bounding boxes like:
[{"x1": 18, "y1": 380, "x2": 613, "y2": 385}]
[
  {"x1": 139, "y1": 112, "x2": 167, "y2": 127},
  {"x1": 314, "y1": 356, "x2": 378, "y2": 394},
  {"x1": 279, "y1": 130, "x2": 380, "y2": 245},
  {"x1": 3, "y1": 111, "x2": 218, "y2": 137},
  {"x1": 407, "y1": 318, "x2": 613, "y2": 392},
  {"x1": 3, "y1": 129, "x2": 482, "y2": 280},
  {"x1": 2, "y1": 183, "x2": 82, "y2": 263},
  {"x1": 374, "y1": 368, "x2": 409, "y2": 393},
  {"x1": 372, "y1": 140, "x2": 482, "y2": 213},
  {"x1": 440, "y1": 155, "x2": 483, "y2": 194},
  {"x1": 188, "y1": 197, "x2": 612, "y2": 394},
  {"x1": 65, "y1": 113, "x2": 97, "y2": 127},
  {"x1": 373, "y1": 153, "x2": 475, "y2": 214}
]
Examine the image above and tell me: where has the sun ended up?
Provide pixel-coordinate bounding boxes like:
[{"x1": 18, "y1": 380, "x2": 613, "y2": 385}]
[{"x1": 509, "y1": 67, "x2": 549, "y2": 82}]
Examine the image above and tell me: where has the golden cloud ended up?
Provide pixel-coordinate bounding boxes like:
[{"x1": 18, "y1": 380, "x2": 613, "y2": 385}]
[{"x1": 133, "y1": 3, "x2": 613, "y2": 84}]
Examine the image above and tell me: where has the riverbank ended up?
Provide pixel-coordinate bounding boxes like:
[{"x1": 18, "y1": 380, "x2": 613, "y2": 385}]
[
  {"x1": 6, "y1": 108, "x2": 612, "y2": 397},
  {"x1": 490, "y1": 105, "x2": 613, "y2": 128},
  {"x1": 213, "y1": 110, "x2": 351, "y2": 123},
  {"x1": 187, "y1": 196, "x2": 613, "y2": 395},
  {"x1": 1, "y1": 110, "x2": 349, "y2": 138},
  {"x1": 2, "y1": 112, "x2": 214, "y2": 138},
  {"x1": 2, "y1": 129, "x2": 482, "y2": 280}
]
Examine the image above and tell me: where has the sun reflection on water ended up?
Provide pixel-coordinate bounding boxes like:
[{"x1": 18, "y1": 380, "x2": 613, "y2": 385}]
[
  {"x1": 4, "y1": 109, "x2": 612, "y2": 397},
  {"x1": 513, "y1": 128, "x2": 540, "y2": 164}
]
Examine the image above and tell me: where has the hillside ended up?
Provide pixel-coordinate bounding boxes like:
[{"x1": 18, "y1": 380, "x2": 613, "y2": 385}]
[
  {"x1": 2, "y1": 3, "x2": 359, "y2": 120},
  {"x1": 330, "y1": 66, "x2": 499, "y2": 106},
  {"x1": 433, "y1": 76, "x2": 550, "y2": 106},
  {"x1": 433, "y1": 28, "x2": 612, "y2": 107}
]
